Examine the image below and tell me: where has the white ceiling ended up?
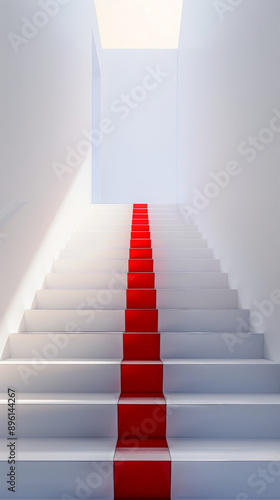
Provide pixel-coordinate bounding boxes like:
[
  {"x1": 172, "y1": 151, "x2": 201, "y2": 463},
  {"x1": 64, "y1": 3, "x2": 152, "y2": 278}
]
[{"x1": 94, "y1": 0, "x2": 183, "y2": 49}]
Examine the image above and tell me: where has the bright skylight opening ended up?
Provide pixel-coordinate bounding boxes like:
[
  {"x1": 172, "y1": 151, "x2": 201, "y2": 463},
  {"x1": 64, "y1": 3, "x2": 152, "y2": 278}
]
[{"x1": 94, "y1": 0, "x2": 183, "y2": 49}]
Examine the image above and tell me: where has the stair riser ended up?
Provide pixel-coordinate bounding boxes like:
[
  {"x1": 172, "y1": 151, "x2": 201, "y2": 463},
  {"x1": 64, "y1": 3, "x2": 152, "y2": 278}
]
[
  {"x1": 171, "y1": 462, "x2": 280, "y2": 498},
  {"x1": 8, "y1": 333, "x2": 264, "y2": 360},
  {"x1": 35, "y1": 289, "x2": 237, "y2": 310},
  {"x1": 161, "y1": 333, "x2": 264, "y2": 359},
  {"x1": 24, "y1": 309, "x2": 248, "y2": 333},
  {"x1": 0, "y1": 461, "x2": 114, "y2": 498},
  {"x1": 9, "y1": 333, "x2": 123, "y2": 359},
  {"x1": 72, "y1": 231, "x2": 202, "y2": 241},
  {"x1": 167, "y1": 405, "x2": 280, "y2": 438},
  {"x1": 164, "y1": 365, "x2": 280, "y2": 393},
  {"x1": 66, "y1": 239, "x2": 207, "y2": 249},
  {"x1": 159, "y1": 309, "x2": 249, "y2": 332},
  {"x1": 79, "y1": 224, "x2": 196, "y2": 231},
  {"x1": 4, "y1": 358, "x2": 276, "y2": 392},
  {"x1": 24, "y1": 310, "x2": 125, "y2": 332},
  {"x1": 60, "y1": 248, "x2": 214, "y2": 259},
  {"x1": 2, "y1": 402, "x2": 279, "y2": 439},
  {"x1": 45, "y1": 272, "x2": 227, "y2": 290},
  {"x1": 53, "y1": 259, "x2": 220, "y2": 273},
  {"x1": 1, "y1": 460, "x2": 279, "y2": 498},
  {"x1": 157, "y1": 290, "x2": 237, "y2": 309},
  {"x1": 0, "y1": 404, "x2": 118, "y2": 438},
  {"x1": 86, "y1": 214, "x2": 183, "y2": 220},
  {"x1": 0, "y1": 365, "x2": 121, "y2": 392},
  {"x1": 36, "y1": 290, "x2": 126, "y2": 309},
  {"x1": 2, "y1": 363, "x2": 276, "y2": 393},
  {"x1": 53, "y1": 259, "x2": 129, "y2": 273}
]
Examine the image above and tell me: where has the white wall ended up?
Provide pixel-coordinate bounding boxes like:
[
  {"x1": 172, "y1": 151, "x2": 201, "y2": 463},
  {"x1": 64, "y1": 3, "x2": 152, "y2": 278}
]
[
  {"x1": 101, "y1": 49, "x2": 178, "y2": 204},
  {"x1": 178, "y1": 0, "x2": 280, "y2": 360},
  {"x1": 0, "y1": 0, "x2": 101, "y2": 357}
]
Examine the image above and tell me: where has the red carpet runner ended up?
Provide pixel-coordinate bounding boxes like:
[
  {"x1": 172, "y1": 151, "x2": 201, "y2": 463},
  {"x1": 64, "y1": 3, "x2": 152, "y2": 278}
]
[{"x1": 114, "y1": 204, "x2": 171, "y2": 499}]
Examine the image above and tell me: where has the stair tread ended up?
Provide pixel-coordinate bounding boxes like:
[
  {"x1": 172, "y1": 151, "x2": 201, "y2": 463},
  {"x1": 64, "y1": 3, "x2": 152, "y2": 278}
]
[
  {"x1": 0, "y1": 438, "x2": 117, "y2": 461},
  {"x1": 165, "y1": 393, "x2": 280, "y2": 404},
  {"x1": 2, "y1": 392, "x2": 279, "y2": 405},
  {"x1": 3, "y1": 358, "x2": 271, "y2": 365},
  {"x1": 48, "y1": 271, "x2": 224, "y2": 275},
  {"x1": 167, "y1": 438, "x2": 280, "y2": 461},
  {"x1": 8, "y1": 437, "x2": 275, "y2": 463},
  {"x1": 1, "y1": 358, "x2": 122, "y2": 364},
  {"x1": 27, "y1": 308, "x2": 246, "y2": 312},
  {"x1": 13, "y1": 331, "x2": 263, "y2": 335},
  {"x1": 115, "y1": 447, "x2": 171, "y2": 461},
  {"x1": 162, "y1": 358, "x2": 275, "y2": 364},
  {"x1": 0, "y1": 393, "x2": 120, "y2": 404}
]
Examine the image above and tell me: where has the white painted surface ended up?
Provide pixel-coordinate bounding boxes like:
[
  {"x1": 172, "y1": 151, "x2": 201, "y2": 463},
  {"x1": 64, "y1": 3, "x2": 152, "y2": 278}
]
[
  {"x1": 101, "y1": 49, "x2": 178, "y2": 203},
  {"x1": 0, "y1": 0, "x2": 102, "y2": 358},
  {"x1": 177, "y1": 0, "x2": 280, "y2": 360}
]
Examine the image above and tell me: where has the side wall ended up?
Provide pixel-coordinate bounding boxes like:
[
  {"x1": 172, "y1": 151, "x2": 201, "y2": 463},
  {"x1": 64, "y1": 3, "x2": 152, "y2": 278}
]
[
  {"x1": 0, "y1": 0, "x2": 101, "y2": 357},
  {"x1": 178, "y1": 0, "x2": 280, "y2": 360}
]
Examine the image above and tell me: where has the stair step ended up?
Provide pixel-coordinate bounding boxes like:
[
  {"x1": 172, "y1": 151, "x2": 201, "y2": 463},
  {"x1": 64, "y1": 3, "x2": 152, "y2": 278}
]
[
  {"x1": 36, "y1": 289, "x2": 126, "y2": 309},
  {"x1": 0, "y1": 359, "x2": 121, "y2": 392},
  {"x1": 60, "y1": 247, "x2": 214, "y2": 259},
  {"x1": 80, "y1": 223, "x2": 197, "y2": 231},
  {"x1": 154, "y1": 259, "x2": 220, "y2": 272},
  {"x1": 0, "y1": 438, "x2": 116, "y2": 498},
  {"x1": 152, "y1": 248, "x2": 214, "y2": 259},
  {"x1": 3, "y1": 357, "x2": 277, "y2": 393},
  {"x1": 66, "y1": 238, "x2": 207, "y2": 250},
  {"x1": 157, "y1": 289, "x2": 237, "y2": 308},
  {"x1": 8, "y1": 332, "x2": 264, "y2": 360},
  {"x1": 35, "y1": 289, "x2": 237, "y2": 309},
  {"x1": 163, "y1": 359, "x2": 280, "y2": 393},
  {"x1": 24, "y1": 309, "x2": 125, "y2": 332},
  {"x1": 23, "y1": 308, "x2": 247, "y2": 333},
  {"x1": 73, "y1": 231, "x2": 203, "y2": 241},
  {"x1": 158, "y1": 308, "x2": 249, "y2": 332},
  {"x1": 0, "y1": 393, "x2": 119, "y2": 438},
  {"x1": 86, "y1": 213, "x2": 183, "y2": 221},
  {"x1": 53, "y1": 258, "x2": 129, "y2": 273},
  {"x1": 0, "y1": 436, "x2": 278, "y2": 498},
  {"x1": 165, "y1": 393, "x2": 280, "y2": 438},
  {"x1": 161, "y1": 332, "x2": 264, "y2": 359},
  {"x1": 8, "y1": 333, "x2": 123, "y2": 359},
  {"x1": 53, "y1": 258, "x2": 220, "y2": 273},
  {"x1": 45, "y1": 272, "x2": 227, "y2": 290},
  {"x1": 168, "y1": 438, "x2": 280, "y2": 498}
]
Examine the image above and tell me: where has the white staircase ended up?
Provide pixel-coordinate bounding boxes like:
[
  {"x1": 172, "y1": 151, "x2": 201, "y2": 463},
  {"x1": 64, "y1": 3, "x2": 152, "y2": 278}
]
[{"x1": 0, "y1": 203, "x2": 279, "y2": 499}]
